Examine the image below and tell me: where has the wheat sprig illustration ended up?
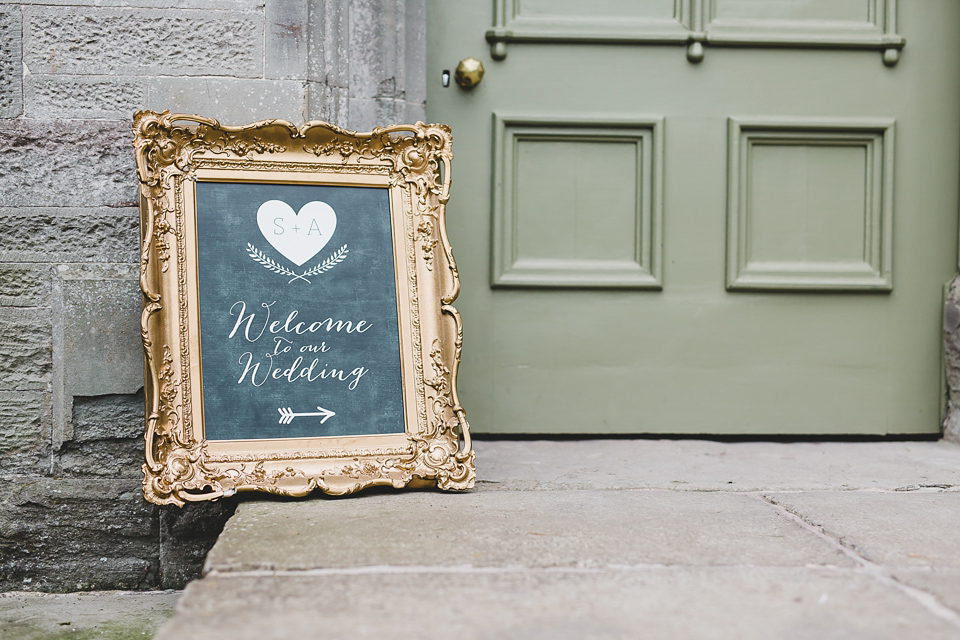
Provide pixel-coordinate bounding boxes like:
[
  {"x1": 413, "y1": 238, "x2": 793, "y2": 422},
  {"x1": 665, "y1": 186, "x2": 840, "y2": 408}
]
[{"x1": 246, "y1": 243, "x2": 350, "y2": 284}]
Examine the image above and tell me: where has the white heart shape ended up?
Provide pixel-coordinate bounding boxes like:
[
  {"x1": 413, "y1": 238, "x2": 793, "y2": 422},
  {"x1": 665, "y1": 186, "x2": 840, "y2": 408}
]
[{"x1": 256, "y1": 200, "x2": 337, "y2": 266}]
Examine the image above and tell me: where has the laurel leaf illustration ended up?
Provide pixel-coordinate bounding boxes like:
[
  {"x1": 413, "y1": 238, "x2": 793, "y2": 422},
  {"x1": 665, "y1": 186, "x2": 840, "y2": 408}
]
[
  {"x1": 246, "y1": 243, "x2": 299, "y2": 278},
  {"x1": 301, "y1": 244, "x2": 349, "y2": 277},
  {"x1": 246, "y1": 242, "x2": 348, "y2": 283}
]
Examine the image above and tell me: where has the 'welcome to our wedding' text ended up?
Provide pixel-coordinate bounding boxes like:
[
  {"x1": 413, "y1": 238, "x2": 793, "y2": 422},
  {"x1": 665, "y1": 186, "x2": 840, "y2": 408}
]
[{"x1": 228, "y1": 300, "x2": 372, "y2": 389}]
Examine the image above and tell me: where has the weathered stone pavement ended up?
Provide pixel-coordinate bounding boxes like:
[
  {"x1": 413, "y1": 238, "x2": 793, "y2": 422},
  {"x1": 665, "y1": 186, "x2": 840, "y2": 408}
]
[
  {"x1": 1, "y1": 590, "x2": 179, "y2": 639},
  {"x1": 154, "y1": 439, "x2": 960, "y2": 640}
]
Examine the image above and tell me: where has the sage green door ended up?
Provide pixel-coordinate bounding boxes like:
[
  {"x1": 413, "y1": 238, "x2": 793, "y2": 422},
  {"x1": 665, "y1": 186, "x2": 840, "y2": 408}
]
[{"x1": 426, "y1": 1, "x2": 960, "y2": 435}]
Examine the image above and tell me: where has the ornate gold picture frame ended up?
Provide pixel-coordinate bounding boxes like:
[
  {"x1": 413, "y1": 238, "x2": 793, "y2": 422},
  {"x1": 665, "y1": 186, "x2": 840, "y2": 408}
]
[{"x1": 133, "y1": 111, "x2": 474, "y2": 506}]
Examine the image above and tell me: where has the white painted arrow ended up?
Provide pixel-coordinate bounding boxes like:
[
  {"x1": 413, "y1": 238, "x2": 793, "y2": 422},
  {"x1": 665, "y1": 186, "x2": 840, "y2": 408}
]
[{"x1": 277, "y1": 406, "x2": 336, "y2": 425}]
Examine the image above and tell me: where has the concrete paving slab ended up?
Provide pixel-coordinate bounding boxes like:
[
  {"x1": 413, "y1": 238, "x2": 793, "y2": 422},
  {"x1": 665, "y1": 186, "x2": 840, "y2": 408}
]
[
  {"x1": 892, "y1": 570, "x2": 960, "y2": 612},
  {"x1": 206, "y1": 490, "x2": 850, "y2": 573},
  {"x1": 154, "y1": 568, "x2": 960, "y2": 640},
  {"x1": 475, "y1": 439, "x2": 960, "y2": 492},
  {"x1": 766, "y1": 491, "x2": 960, "y2": 568},
  {"x1": 0, "y1": 590, "x2": 179, "y2": 640}
]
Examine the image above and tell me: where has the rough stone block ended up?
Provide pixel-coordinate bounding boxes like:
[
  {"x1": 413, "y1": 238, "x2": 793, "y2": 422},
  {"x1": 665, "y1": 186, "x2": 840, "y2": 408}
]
[
  {"x1": 0, "y1": 475, "x2": 159, "y2": 591},
  {"x1": 299, "y1": 0, "x2": 425, "y2": 131},
  {"x1": 55, "y1": 439, "x2": 143, "y2": 478},
  {"x1": 15, "y1": 0, "x2": 261, "y2": 7},
  {"x1": 943, "y1": 275, "x2": 960, "y2": 441},
  {"x1": 0, "y1": 120, "x2": 137, "y2": 208},
  {"x1": 160, "y1": 500, "x2": 237, "y2": 589},
  {"x1": 0, "y1": 264, "x2": 52, "y2": 307},
  {"x1": 0, "y1": 6, "x2": 22, "y2": 118},
  {"x1": 402, "y1": 99, "x2": 427, "y2": 126},
  {"x1": 402, "y1": 0, "x2": 427, "y2": 110},
  {"x1": 0, "y1": 391, "x2": 51, "y2": 474},
  {"x1": 0, "y1": 307, "x2": 51, "y2": 390},
  {"x1": 23, "y1": 6, "x2": 263, "y2": 77},
  {"x1": 306, "y1": 81, "x2": 348, "y2": 127},
  {"x1": 305, "y1": 0, "x2": 348, "y2": 126},
  {"x1": 348, "y1": 96, "x2": 419, "y2": 131},
  {"x1": 147, "y1": 77, "x2": 307, "y2": 125},
  {"x1": 0, "y1": 207, "x2": 140, "y2": 264},
  {"x1": 346, "y1": 0, "x2": 426, "y2": 121},
  {"x1": 306, "y1": 0, "x2": 348, "y2": 87},
  {"x1": 24, "y1": 75, "x2": 146, "y2": 120},
  {"x1": 265, "y1": 0, "x2": 308, "y2": 80},
  {"x1": 55, "y1": 264, "x2": 143, "y2": 398},
  {"x1": 55, "y1": 393, "x2": 144, "y2": 478},
  {"x1": 72, "y1": 391, "x2": 144, "y2": 441},
  {"x1": 348, "y1": 0, "x2": 401, "y2": 101},
  {"x1": 53, "y1": 264, "x2": 143, "y2": 447}
]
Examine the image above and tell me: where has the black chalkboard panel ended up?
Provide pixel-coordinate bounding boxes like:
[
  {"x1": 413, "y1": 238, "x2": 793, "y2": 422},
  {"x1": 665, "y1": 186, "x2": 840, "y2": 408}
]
[{"x1": 194, "y1": 181, "x2": 405, "y2": 441}]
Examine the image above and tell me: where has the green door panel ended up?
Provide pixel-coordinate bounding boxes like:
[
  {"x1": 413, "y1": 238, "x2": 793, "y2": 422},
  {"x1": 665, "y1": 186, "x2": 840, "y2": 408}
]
[{"x1": 427, "y1": 1, "x2": 960, "y2": 435}]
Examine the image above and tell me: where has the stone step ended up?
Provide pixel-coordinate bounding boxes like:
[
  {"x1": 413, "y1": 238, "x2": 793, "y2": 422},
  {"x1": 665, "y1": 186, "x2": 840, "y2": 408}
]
[
  {"x1": 203, "y1": 490, "x2": 852, "y2": 573},
  {"x1": 152, "y1": 440, "x2": 960, "y2": 640},
  {"x1": 157, "y1": 567, "x2": 959, "y2": 640}
]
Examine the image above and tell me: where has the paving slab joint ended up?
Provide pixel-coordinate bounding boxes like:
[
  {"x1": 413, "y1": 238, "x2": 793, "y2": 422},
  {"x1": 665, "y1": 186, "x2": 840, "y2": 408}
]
[{"x1": 758, "y1": 494, "x2": 960, "y2": 629}]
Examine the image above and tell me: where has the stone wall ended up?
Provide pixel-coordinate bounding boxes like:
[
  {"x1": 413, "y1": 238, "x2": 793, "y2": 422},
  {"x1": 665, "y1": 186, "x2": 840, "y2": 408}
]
[
  {"x1": 942, "y1": 277, "x2": 960, "y2": 442},
  {"x1": 0, "y1": 0, "x2": 426, "y2": 591}
]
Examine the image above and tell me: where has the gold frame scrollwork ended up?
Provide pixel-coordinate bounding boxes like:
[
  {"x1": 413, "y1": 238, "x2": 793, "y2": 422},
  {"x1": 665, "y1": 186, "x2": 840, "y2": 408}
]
[{"x1": 132, "y1": 111, "x2": 474, "y2": 506}]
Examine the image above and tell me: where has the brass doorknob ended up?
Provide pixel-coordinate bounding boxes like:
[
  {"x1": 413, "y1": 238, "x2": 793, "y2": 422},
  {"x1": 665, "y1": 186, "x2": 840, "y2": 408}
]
[{"x1": 454, "y1": 58, "x2": 484, "y2": 89}]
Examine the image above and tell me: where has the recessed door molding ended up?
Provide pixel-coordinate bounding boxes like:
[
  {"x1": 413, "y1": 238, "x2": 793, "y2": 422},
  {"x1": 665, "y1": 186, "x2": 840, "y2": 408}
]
[
  {"x1": 726, "y1": 117, "x2": 896, "y2": 292},
  {"x1": 486, "y1": 0, "x2": 904, "y2": 65},
  {"x1": 491, "y1": 113, "x2": 664, "y2": 289}
]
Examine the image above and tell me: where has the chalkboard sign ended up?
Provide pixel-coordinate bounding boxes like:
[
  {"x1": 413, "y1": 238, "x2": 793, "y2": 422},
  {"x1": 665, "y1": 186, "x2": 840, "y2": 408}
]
[
  {"x1": 133, "y1": 112, "x2": 474, "y2": 505},
  {"x1": 195, "y1": 181, "x2": 405, "y2": 441}
]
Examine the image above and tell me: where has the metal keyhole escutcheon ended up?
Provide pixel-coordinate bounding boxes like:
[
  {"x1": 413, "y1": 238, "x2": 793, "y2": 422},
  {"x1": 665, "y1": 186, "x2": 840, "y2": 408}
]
[{"x1": 454, "y1": 58, "x2": 485, "y2": 89}]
